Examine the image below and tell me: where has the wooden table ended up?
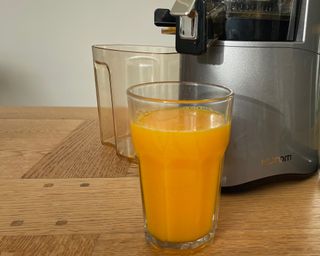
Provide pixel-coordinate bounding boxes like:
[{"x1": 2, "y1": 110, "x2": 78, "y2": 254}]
[{"x1": 1, "y1": 107, "x2": 320, "y2": 256}]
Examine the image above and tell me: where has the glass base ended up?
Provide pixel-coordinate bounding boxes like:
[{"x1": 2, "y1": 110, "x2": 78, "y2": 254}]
[{"x1": 145, "y1": 229, "x2": 216, "y2": 250}]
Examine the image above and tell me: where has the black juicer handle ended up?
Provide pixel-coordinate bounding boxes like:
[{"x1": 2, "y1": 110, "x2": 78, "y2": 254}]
[
  {"x1": 154, "y1": 0, "x2": 225, "y2": 55},
  {"x1": 175, "y1": 0, "x2": 207, "y2": 55},
  {"x1": 154, "y1": 9, "x2": 176, "y2": 27},
  {"x1": 154, "y1": 1, "x2": 225, "y2": 55},
  {"x1": 154, "y1": 1, "x2": 207, "y2": 55}
]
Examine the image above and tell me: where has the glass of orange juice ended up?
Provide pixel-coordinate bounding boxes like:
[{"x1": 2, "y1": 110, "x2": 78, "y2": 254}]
[{"x1": 127, "y1": 81, "x2": 233, "y2": 250}]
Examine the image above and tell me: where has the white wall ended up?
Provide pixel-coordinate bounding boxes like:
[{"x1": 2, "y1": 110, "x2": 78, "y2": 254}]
[{"x1": 0, "y1": 0, "x2": 175, "y2": 106}]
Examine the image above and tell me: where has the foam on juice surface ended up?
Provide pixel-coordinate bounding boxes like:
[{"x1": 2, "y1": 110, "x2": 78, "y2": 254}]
[{"x1": 135, "y1": 107, "x2": 226, "y2": 131}]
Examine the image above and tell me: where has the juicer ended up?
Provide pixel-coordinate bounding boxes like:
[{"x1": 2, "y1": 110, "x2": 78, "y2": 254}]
[{"x1": 155, "y1": 0, "x2": 320, "y2": 189}]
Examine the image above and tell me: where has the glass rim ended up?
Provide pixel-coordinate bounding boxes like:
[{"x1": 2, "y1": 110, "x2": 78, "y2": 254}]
[
  {"x1": 92, "y1": 44, "x2": 177, "y2": 55},
  {"x1": 127, "y1": 81, "x2": 234, "y2": 104}
]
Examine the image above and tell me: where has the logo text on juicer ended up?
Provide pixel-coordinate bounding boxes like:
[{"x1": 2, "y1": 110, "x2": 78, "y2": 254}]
[{"x1": 261, "y1": 155, "x2": 292, "y2": 167}]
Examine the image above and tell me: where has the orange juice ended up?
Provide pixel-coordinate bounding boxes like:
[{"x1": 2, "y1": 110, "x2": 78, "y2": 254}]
[{"x1": 131, "y1": 107, "x2": 231, "y2": 243}]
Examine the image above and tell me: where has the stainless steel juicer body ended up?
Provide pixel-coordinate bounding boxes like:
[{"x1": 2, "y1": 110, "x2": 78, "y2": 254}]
[{"x1": 156, "y1": 0, "x2": 320, "y2": 189}]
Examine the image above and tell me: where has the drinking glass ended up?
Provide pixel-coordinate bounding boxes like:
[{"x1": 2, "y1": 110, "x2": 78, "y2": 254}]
[{"x1": 127, "y1": 81, "x2": 233, "y2": 250}]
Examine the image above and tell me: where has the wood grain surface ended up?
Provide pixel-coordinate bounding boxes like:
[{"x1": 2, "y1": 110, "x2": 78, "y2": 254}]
[
  {"x1": 0, "y1": 107, "x2": 98, "y2": 120},
  {"x1": 22, "y1": 120, "x2": 134, "y2": 179},
  {"x1": 1, "y1": 107, "x2": 320, "y2": 256},
  {"x1": 0, "y1": 178, "x2": 143, "y2": 236},
  {"x1": 0, "y1": 234, "x2": 99, "y2": 256},
  {"x1": 0, "y1": 119, "x2": 83, "y2": 178}
]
